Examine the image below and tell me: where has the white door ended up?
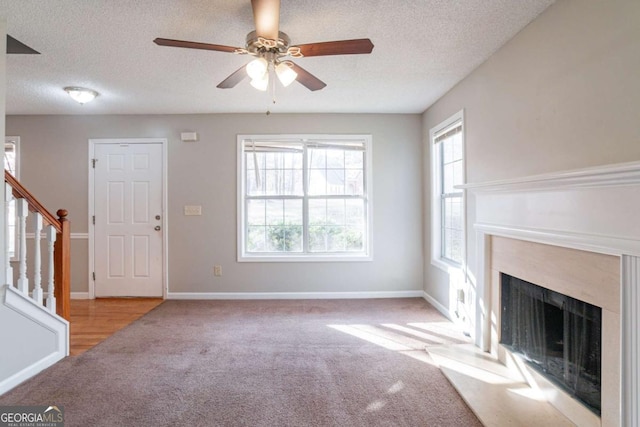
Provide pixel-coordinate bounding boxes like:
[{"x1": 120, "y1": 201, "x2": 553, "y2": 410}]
[{"x1": 93, "y1": 142, "x2": 164, "y2": 297}]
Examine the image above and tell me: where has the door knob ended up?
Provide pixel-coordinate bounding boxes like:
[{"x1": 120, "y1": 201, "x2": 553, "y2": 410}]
[{"x1": 154, "y1": 226, "x2": 161, "y2": 231}]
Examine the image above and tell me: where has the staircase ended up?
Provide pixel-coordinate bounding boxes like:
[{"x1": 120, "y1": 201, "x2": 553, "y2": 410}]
[{"x1": 0, "y1": 171, "x2": 71, "y2": 395}]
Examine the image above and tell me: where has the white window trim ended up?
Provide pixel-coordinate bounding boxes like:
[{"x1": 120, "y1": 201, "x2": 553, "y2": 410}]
[
  {"x1": 430, "y1": 110, "x2": 466, "y2": 273},
  {"x1": 5, "y1": 136, "x2": 20, "y2": 262},
  {"x1": 237, "y1": 134, "x2": 373, "y2": 262},
  {"x1": 5, "y1": 136, "x2": 20, "y2": 179}
]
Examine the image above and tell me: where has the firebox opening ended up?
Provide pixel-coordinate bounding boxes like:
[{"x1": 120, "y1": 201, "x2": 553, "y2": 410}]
[{"x1": 500, "y1": 273, "x2": 602, "y2": 415}]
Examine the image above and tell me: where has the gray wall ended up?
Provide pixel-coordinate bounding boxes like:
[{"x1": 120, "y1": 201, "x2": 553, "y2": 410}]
[
  {"x1": 6, "y1": 114, "x2": 424, "y2": 294},
  {"x1": 423, "y1": 0, "x2": 640, "y2": 310},
  {"x1": 0, "y1": 18, "x2": 5, "y2": 284}
]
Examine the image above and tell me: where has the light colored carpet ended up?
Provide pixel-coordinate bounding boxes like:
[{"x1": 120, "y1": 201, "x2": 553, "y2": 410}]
[{"x1": 0, "y1": 298, "x2": 482, "y2": 426}]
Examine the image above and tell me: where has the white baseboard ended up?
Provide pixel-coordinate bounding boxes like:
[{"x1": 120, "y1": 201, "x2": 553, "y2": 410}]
[
  {"x1": 167, "y1": 290, "x2": 424, "y2": 300},
  {"x1": 71, "y1": 292, "x2": 91, "y2": 300},
  {"x1": 422, "y1": 291, "x2": 454, "y2": 321},
  {"x1": 0, "y1": 351, "x2": 66, "y2": 395}
]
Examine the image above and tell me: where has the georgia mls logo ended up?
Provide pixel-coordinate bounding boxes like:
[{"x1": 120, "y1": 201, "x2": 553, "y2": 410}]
[
  {"x1": 44, "y1": 406, "x2": 63, "y2": 418},
  {"x1": 0, "y1": 405, "x2": 64, "y2": 427}
]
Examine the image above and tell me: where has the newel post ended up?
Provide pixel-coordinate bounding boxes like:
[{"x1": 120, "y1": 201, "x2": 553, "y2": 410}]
[{"x1": 54, "y1": 209, "x2": 71, "y2": 321}]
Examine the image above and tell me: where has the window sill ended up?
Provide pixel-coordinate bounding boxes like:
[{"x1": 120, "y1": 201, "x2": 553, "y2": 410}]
[
  {"x1": 431, "y1": 257, "x2": 462, "y2": 274},
  {"x1": 239, "y1": 253, "x2": 373, "y2": 263}
]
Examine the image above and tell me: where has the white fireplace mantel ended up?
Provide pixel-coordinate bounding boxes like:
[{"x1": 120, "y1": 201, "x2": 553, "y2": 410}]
[{"x1": 462, "y1": 160, "x2": 640, "y2": 427}]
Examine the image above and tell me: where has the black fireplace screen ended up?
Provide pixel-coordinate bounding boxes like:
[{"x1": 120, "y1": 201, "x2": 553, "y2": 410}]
[{"x1": 500, "y1": 273, "x2": 601, "y2": 415}]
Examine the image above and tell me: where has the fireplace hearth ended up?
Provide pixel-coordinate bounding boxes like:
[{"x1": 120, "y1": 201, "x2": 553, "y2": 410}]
[{"x1": 500, "y1": 273, "x2": 602, "y2": 415}]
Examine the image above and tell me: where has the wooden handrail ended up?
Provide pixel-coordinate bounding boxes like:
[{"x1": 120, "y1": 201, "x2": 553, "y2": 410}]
[
  {"x1": 4, "y1": 170, "x2": 71, "y2": 321},
  {"x1": 5, "y1": 171, "x2": 61, "y2": 232}
]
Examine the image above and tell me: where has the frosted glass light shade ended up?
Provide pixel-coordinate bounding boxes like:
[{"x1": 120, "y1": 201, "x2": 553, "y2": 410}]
[
  {"x1": 246, "y1": 58, "x2": 268, "y2": 80},
  {"x1": 64, "y1": 87, "x2": 99, "y2": 104},
  {"x1": 275, "y1": 62, "x2": 297, "y2": 87},
  {"x1": 250, "y1": 74, "x2": 269, "y2": 91}
]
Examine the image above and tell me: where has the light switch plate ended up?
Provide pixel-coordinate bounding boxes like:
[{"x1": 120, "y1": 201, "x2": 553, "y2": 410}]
[{"x1": 184, "y1": 205, "x2": 202, "y2": 216}]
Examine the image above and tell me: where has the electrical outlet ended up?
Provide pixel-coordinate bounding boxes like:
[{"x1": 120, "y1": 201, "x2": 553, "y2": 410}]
[
  {"x1": 184, "y1": 205, "x2": 202, "y2": 216},
  {"x1": 213, "y1": 265, "x2": 222, "y2": 276}
]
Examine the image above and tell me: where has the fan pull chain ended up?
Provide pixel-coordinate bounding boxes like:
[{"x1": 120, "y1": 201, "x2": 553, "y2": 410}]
[{"x1": 267, "y1": 62, "x2": 276, "y2": 115}]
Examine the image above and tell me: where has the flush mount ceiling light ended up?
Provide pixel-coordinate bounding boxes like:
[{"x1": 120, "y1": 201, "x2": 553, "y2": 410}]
[{"x1": 64, "y1": 87, "x2": 99, "y2": 104}]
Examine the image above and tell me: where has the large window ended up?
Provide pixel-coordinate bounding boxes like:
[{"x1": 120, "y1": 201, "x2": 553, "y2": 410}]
[
  {"x1": 430, "y1": 111, "x2": 464, "y2": 269},
  {"x1": 238, "y1": 135, "x2": 372, "y2": 261}
]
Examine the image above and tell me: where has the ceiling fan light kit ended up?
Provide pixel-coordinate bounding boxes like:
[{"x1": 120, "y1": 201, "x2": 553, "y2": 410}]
[
  {"x1": 250, "y1": 73, "x2": 269, "y2": 91},
  {"x1": 153, "y1": 0, "x2": 374, "y2": 94},
  {"x1": 275, "y1": 62, "x2": 297, "y2": 87},
  {"x1": 64, "y1": 87, "x2": 99, "y2": 104}
]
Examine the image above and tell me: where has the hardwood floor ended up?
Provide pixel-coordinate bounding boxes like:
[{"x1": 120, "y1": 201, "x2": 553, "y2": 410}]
[{"x1": 69, "y1": 298, "x2": 164, "y2": 356}]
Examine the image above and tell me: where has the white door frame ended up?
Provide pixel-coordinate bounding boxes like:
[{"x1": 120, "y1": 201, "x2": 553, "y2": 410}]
[{"x1": 88, "y1": 138, "x2": 168, "y2": 299}]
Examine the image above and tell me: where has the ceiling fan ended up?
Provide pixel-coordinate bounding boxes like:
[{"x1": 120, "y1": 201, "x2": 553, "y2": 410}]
[{"x1": 153, "y1": 0, "x2": 374, "y2": 92}]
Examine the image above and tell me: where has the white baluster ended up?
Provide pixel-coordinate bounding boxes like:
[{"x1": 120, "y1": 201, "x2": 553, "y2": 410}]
[
  {"x1": 16, "y1": 199, "x2": 29, "y2": 295},
  {"x1": 32, "y1": 213, "x2": 43, "y2": 305},
  {"x1": 5, "y1": 183, "x2": 14, "y2": 287},
  {"x1": 46, "y1": 225, "x2": 57, "y2": 313}
]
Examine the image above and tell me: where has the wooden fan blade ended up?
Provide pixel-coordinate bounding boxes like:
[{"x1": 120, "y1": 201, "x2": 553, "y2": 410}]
[
  {"x1": 290, "y1": 63, "x2": 326, "y2": 91},
  {"x1": 217, "y1": 65, "x2": 248, "y2": 89},
  {"x1": 154, "y1": 38, "x2": 240, "y2": 53},
  {"x1": 294, "y1": 39, "x2": 374, "y2": 57},
  {"x1": 251, "y1": 0, "x2": 280, "y2": 41}
]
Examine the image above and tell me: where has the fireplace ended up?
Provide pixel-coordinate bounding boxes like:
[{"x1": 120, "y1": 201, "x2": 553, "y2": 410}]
[
  {"x1": 500, "y1": 273, "x2": 602, "y2": 415},
  {"x1": 461, "y1": 160, "x2": 640, "y2": 426}
]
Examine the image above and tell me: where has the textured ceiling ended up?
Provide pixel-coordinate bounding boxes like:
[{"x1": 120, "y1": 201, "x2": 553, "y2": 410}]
[{"x1": 0, "y1": 0, "x2": 554, "y2": 115}]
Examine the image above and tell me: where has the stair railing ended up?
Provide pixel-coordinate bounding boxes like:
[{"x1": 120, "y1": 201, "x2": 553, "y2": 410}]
[{"x1": 4, "y1": 170, "x2": 70, "y2": 320}]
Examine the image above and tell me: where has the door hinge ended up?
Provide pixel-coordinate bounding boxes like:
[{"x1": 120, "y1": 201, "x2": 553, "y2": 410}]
[
  {"x1": 92, "y1": 215, "x2": 95, "y2": 225},
  {"x1": 91, "y1": 158, "x2": 97, "y2": 168},
  {"x1": 92, "y1": 272, "x2": 96, "y2": 281}
]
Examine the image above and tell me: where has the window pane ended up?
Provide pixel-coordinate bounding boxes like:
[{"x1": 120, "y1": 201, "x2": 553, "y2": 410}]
[
  {"x1": 247, "y1": 200, "x2": 266, "y2": 225},
  {"x1": 246, "y1": 155, "x2": 265, "y2": 195},
  {"x1": 266, "y1": 200, "x2": 284, "y2": 225},
  {"x1": 325, "y1": 169, "x2": 346, "y2": 195},
  {"x1": 443, "y1": 163, "x2": 455, "y2": 193},
  {"x1": 345, "y1": 170, "x2": 364, "y2": 195},
  {"x1": 247, "y1": 148, "x2": 303, "y2": 196},
  {"x1": 308, "y1": 149, "x2": 326, "y2": 169},
  {"x1": 265, "y1": 198, "x2": 302, "y2": 252},
  {"x1": 326, "y1": 149, "x2": 344, "y2": 169},
  {"x1": 443, "y1": 198, "x2": 452, "y2": 228},
  {"x1": 267, "y1": 225, "x2": 302, "y2": 252},
  {"x1": 443, "y1": 138, "x2": 454, "y2": 163},
  {"x1": 453, "y1": 160, "x2": 463, "y2": 187},
  {"x1": 263, "y1": 169, "x2": 302, "y2": 196},
  {"x1": 308, "y1": 198, "x2": 365, "y2": 253},
  {"x1": 308, "y1": 170, "x2": 327, "y2": 195},
  {"x1": 309, "y1": 225, "x2": 328, "y2": 252},
  {"x1": 284, "y1": 199, "x2": 303, "y2": 225},
  {"x1": 343, "y1": 227, "x2": 364, "y2": 251},
  {"x1": 247, "y1": 226, "x2": 267, "y2": 252},
  {"x1": 308, "y1": 199, "x2": 326, "y2": 224},
  {"x1": 327, "y1": 199, "x2": 346, "y2": 224},
  {"x1": 345, "y1": 199, "x2": 364, "y2": 225},
  {"x1": 451, "y1": 198, "x2": 462, "y2": 230},
  {"x1": 442, "y1": 195, "x2": 463, "y2": 264},
  {"x1": 451, "y1": 230, "x2": 463, "y2": 263},
  {"x1": 452, "y1": 134, "x2": 463, "y2": 161},
  {"x1": 345, "y1": 150, "x2": 363, "y2": 169}
]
